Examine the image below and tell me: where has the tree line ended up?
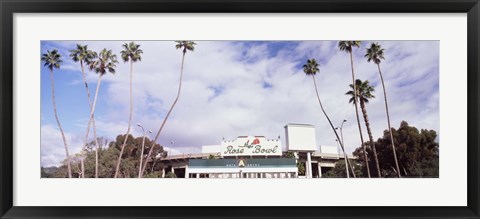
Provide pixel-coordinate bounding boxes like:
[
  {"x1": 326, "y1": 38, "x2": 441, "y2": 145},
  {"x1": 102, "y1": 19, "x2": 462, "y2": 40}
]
[
  {"x1": 323, "y1": 121, "x2": 439, "y2": 178},
  {"x1": 41, "y1": 134, "x2": 171, "y2": 178}
]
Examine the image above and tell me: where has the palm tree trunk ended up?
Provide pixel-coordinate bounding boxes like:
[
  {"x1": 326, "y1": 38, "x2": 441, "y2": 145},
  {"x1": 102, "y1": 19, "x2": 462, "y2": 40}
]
[
  {"x1": 141, "y1": 52, "x2": 186, "y2": 177},
  {"x1": 349, "y1": 51, "x2": 370, "y2": 178},
  {"x1": 80, "y1": 61, "x2": 99, "y2": 178},
  {"x1": 80, "y1": 158, "x2": 85, "y2": 178},
  {"x1": 95, "y1": 135, "x2": 98, "y2": 178},
  {"x1": 312, "y1": 75, "x2": 356, "y2": 178},
  {"x1": 138, "y1": 135, "x2": 146, "y2": 178},
  {"x1": 115, "y1": 61, "x2": 134, "y2": 178},
  {"x1": 50, "y1": 69, "x2": 72, "y2": 178},
  {"x1": 74, "y1": 161, "x2": 81, "y2": 177},
  {"x1": 82, "y1": 74, "x2": 104, "y2": 178},
  {"x1": 150, "y1": 159, "x2": 158, "y2": 174},
  {"x1": 377, "y1": 63, "x2": 401, "y2": 178},
  {"x1": 359, "y1": 99, "x2": 381, "y2": 177}
]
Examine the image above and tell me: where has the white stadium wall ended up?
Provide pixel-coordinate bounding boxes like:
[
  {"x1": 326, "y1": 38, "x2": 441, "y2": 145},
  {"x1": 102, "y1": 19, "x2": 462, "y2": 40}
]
[
  {"x1": 202, "y1": 145, "x2": 222, "y2": 155},
  {"x1": 319, "y1": 145, "x2": 338, "y2": 154}
]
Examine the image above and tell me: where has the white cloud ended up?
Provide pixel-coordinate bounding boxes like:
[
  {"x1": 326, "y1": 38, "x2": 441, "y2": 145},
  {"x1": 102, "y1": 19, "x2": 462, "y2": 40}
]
[
  {"x1": 41, "y1": 124, "x2": 83, "y2": 167},
  {"x1": 42, "y1": 40, "x2": 439, "y2": 166}
]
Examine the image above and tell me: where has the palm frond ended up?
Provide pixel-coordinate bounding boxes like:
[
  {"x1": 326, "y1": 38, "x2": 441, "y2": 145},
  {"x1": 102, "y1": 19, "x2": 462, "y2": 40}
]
[
  {"x1": 346, "y1": 79, "x2": 375, "y2": 104},
  {"x1": 365, "y1": 42, "x2": 385, "y2": 64},
  {"x1": 41, "y1": 49, "x2": 62, "y2": 71},
  {"x1": 339, "y1": 41, "x2": 361, "y2": 52},
  {"x1": 302, "y1": 58, "x2": 319, "y2": 76},
  {"x1": 88, "y1": 48, "x2": 117, "y2": 76},
  {"x1": 121, "y1": 41, "x2": 142, "y2": 63},
  {"x1": 175, "y1": 41, "x2": 196, "y2": 53}
]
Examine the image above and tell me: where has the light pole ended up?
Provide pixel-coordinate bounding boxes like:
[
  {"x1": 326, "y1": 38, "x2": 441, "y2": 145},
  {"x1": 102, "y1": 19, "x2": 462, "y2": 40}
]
[
  {"x1": 336, "y1": 119, "x2": 349, "y2": 178},
  {"x1": 335, "y1": 139, "x2": 341, "y2": 156},
  {"x1": 137, "y1": 123, "x2": 152, "y2": 178},
  {"x1": 335, "y1": 138, "x2": 343, "y2": 170}
]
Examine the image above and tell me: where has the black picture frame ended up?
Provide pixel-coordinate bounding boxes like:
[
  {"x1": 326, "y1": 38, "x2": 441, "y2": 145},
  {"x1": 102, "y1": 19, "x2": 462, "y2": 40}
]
[{"x1": 1, "y1": 0, "x2": 479, "y2": 218}]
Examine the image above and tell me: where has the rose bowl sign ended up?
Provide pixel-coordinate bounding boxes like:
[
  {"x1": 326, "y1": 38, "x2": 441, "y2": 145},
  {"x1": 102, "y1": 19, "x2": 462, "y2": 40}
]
[{"x1": 221, "y1": 136, "x2": 282, "y2": 156}]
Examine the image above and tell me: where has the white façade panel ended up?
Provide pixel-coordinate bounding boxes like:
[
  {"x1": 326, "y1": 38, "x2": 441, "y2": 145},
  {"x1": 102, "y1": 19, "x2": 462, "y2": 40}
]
[{"x1": 285, "y1": 124, "x2": 317, "y2": 151}]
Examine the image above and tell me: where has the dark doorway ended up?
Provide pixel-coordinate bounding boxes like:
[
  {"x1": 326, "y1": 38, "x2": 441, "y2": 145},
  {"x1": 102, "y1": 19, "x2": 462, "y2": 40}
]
[
  {"x1": 312, "y1": 163, "x2": 319, "y2": 178},
  {"x1": 175, "y1": 168, "x2": 186, "y2": 178}
]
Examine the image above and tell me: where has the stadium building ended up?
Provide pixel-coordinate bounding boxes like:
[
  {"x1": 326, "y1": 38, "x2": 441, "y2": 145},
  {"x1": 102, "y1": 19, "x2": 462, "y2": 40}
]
[{"x1": 151, "y1": 124, "x2": 351, "y2": 178}]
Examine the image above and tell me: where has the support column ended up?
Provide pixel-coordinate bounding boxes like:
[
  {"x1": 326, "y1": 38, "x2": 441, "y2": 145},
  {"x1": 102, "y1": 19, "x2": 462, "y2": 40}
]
[
  {"x1": 162, "y1": 168, "x2": 165, "y2": 178},
  {"x1": 307, "y1": 152, "x2": 312, "y2": 178},
  {"x1": 185, "y1": 165, "x2": 189, "y2": 178},
  {"x1": 196, "y1": 173, "x2": 200, "y2": 178},
  {"x1": 318, "y1": 163, "x2": 322, "y2": 178}
]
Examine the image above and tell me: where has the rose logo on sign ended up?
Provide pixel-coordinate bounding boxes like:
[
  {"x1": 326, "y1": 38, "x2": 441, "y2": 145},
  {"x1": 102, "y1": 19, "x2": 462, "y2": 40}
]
[
  {"x1": 238, "y1": 138, "x2": 260, "y2": 148},
  {"x1": 223, "y1": 136, "x2": 280, "y2": 156}
]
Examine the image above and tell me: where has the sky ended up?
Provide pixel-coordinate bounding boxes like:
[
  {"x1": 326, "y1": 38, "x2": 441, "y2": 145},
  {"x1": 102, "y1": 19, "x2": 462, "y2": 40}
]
[{"x1": 40, "y1": 41, "x2": 439, "y2": 167}]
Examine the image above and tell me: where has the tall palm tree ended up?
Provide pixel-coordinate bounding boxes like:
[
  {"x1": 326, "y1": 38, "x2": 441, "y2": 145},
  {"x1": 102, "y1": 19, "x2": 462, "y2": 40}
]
[
  {"x1": 69, "y1": 44, "x2": 100, "y2": 178},
  {"x1": 114, "y1": 42, "x2": 143, "y2": 178},
  {"x1": 365, "y1": 42, "x2": 401, "y2": 177},
  {"x1": 140, "y1": 41, "x2": 196, "y2": 177},
  {"x1": 346, "y1": 79, "x2": 381, "y2": 177},
  {"x1": 85, "y1": 48, "x2": 118, "y2": 177},
  {"x1": 303, "y1": 59, "x2": 356, "y2": 178},
  {"x1": 41, "y1": 49, "x2": 72, "y2": 178},
  {"x1": 338, "y1": 41, "x2": 371, "y2": 178}
]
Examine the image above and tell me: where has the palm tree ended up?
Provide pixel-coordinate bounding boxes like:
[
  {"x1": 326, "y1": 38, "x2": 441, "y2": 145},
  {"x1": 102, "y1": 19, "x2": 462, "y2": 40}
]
[
  {"x1": 69, "y1": 44, "x2": 101, "y2": 178},
  {"x1": 365, "y1": 42, "x2": 401, "y2": 177},
  {"x1": 303, "y1": 59, "x2": 356, "y2": 178},
  {"x1": 114, "y1": 42, "x2": 143, "y2": 178},
  {"x1": 140, "y1": 41, "x2": 196, "y2": 177},
  {"x1": 84, "y1": 48, "x2": 118, "y2": 177},
  {"x1": 346, "y1": 79, "x2": 381, "y2": 177},
  {"x1": 41, "y1": 49, "x2": 72, "y2": 178},
  {"x1": 338, "y1": 41, "x2": 370, "y2": 178}
]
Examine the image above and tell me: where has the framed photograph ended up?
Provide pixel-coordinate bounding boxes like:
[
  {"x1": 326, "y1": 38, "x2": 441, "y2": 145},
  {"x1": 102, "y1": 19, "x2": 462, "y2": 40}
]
[{"x1": 1, "y1": 0, "x2": 479, "y2": 218}]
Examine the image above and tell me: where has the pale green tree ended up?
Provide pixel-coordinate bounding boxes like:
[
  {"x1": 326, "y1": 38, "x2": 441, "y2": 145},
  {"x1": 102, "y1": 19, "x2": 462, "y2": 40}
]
[
  {"x1": 69, "y1": 44, "x2": 101, "y2": 178},
  {"x1": 141, "y1": 41, "x2": 196, "y2": 177},
  {"x1": 365, "y1": 42, "x2": 401, "y2": 177},
  {"x1": 41, "y1": 49, "x2": 72, "y2": 178},
  {"x1": 339, "y1": 41, "x2": 370, "y2": 178},
  {"x1": 114, "y1": 42, "x2": 143, "y2": 178}
]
